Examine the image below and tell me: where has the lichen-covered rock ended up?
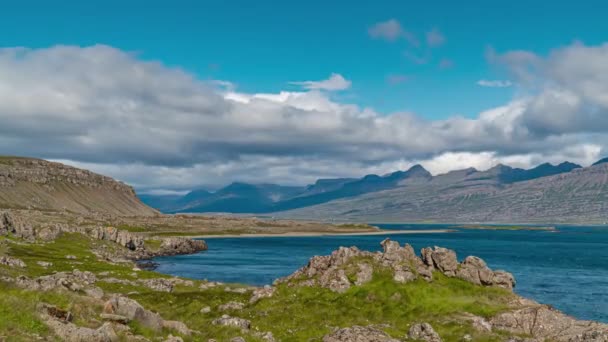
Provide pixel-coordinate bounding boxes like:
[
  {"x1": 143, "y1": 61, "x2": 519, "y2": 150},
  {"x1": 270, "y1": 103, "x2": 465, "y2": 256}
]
[
  {"x1": 103, "y1": 296, "x2": 163, "y2": 331},
  {"x1": 0, "y1": 255, "x2": 26, "y2": 268},
  {"x1": 139, "y1": 278, "x2": 174, "y2": 292},
  {"x1": 0, "y1": 211, "x2": 35, "y2": 240},
  {"x1": 250, "y1": 285, "x2": 275, "y2": 304},
  {"x1": 322, "y1": 325, "x2": 400, "y2": 342},
  {"x1": 218, "y1": 301, "x2": 245, "y2": 311},
  {"x1": 355, "y1": 263, "x2": 374, "y2": 285},
  {"x1": 490, "y1": 305, "x2": 608, "y2": 341},
  {"x1": 428, "y1": 247, "x2": 458, "y2": 277},
  {"x1": 212, "y1": 315, "x2": 251, "y2": 330},
  {"x1": 158, "y1": 237, "x2": 207, "y2": 256},
  {"x1": 163, "y1": 320, "x2": 193, "y2": 336},
  {"x1": 13, "y1": 269, "x2": 97, "y2": 293},
  {"x1": 492, "y1": 270, "x2": 516, "y2": 290},
  {"x1": 456, "y1": 256, "x2": 494, "y2": 285},
  {"x1": 44, "y1": 320, "x2": 119, "y2": 342},
  {"x1": 407, "y1": 323, "x2": 442, "y2": 342},
  {"x1": 278, "y1": 240, "x2": 512, "y2": 292}
]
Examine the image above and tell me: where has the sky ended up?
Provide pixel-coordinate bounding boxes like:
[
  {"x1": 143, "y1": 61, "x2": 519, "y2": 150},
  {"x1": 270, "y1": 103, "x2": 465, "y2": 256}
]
[{"x1": 2, "y1": 0, "x2": 608, "y2": 194}]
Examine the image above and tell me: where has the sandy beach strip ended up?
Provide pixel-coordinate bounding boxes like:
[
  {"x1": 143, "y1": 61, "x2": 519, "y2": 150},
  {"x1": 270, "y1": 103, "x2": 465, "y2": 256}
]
[{"x1": 186, "y1": 229, "x2": 455, "y2": 239}]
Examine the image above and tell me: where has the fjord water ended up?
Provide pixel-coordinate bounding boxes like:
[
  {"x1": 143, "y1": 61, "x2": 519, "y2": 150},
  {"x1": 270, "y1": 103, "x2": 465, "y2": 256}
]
[{"x1": 153, "y1": 224, "x2": 608, "y2": 322}]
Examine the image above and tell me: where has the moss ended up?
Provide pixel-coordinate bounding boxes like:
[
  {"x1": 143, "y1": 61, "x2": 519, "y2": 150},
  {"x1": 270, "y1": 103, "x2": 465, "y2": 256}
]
[{"x1": 116, "y1": 225, "x2": 148, "y2": 233}]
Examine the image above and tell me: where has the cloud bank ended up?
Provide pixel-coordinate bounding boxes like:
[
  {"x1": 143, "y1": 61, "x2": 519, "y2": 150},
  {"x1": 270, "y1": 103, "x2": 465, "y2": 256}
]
[{"x1": 0, "y1": 43, "x2": 607, "y2": 191}]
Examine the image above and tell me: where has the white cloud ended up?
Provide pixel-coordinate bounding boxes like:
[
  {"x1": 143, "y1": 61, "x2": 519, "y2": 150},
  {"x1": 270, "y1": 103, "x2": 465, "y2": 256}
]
[
  {"x1": 477, "y1": 79, "x2": 513, "y2": 88},
  {"x1": 1, "y1": 43, "x2": 608, "y2": 192},
  {"x1": 368, "y1": 19, "x2": 419, "y2": 46},
  {"x1": 289, "y1": 73, "x2": 351, "y2": 91}
]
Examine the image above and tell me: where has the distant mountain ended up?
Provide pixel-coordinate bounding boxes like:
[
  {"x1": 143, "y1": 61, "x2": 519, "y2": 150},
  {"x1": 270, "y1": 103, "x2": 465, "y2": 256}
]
[
  {"x1": 467, "y1": 162, "x2": 581, "y2": 184},
  {"x1": 270, "y1": 165, "x2": 432, "y2": 212},
  {"x1": 147, "y1": 183, "x2": 306, "y2": 213},
  {"x1": 140, "y1": 161, "x2": 585, "y2": 217},
  {"x1": 0, "y1": 156, "x2": 157, "y2": 216},
  {"x1": 280, "y1": 162, "x2": 606, "y2": 223},
  {"x1": 592, "y1": 157, "x2": 608, "y2": 166}
]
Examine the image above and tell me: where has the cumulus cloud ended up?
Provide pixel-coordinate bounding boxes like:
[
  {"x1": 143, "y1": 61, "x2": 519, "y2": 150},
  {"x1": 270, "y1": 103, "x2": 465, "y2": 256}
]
[
  {"x1": 289, "y1": 73, "x2": 351, "y2": 91},
  {"x1": 368, "y1": 19, "x2": 419, "y2": 46},
  {"x1": 477, "y1": 79, "x2": 513, "y2": 87},
  {"x1": 1, "y1": 43, "x2": 607, "y2": 191}
]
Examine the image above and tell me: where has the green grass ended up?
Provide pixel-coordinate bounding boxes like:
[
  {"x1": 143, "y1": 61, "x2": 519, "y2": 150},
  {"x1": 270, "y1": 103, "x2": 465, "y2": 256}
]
[
  {"x1": 116, "y1": 224, "x2": 148, "y2": 233},
  {"x1": 244, "y1": 270, "x2": 510, "y2": 341},
  {"x1": 0, "y1": 231, "x2": 517, "y2": 341},
  {"x1": 1, "y1": 233, "x2": 167, "y2": 281}
]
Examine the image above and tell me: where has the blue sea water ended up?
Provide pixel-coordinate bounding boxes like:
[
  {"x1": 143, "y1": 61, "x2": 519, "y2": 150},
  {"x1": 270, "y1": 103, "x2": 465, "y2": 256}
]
[{"x1": 152, "y1": 224, "x2": 608, "y2": 322}]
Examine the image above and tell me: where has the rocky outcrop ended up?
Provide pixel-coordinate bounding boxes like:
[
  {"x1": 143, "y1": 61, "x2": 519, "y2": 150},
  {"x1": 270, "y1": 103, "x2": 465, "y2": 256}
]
[
  {"x1": 90, "y1": 226, "x2": 145, "y2": 251},
  {"x1": 490, "y1": 304, "x2": 608, "y2": 341},
  {"x1": 278, "y1": 239, "x2": 514, "y2": 292},
  {"x1": 218, "y1": 301, "x2": 245, "y2": 311},
  {"x1": 212, "y1": 315, "x2": 251, "y2": 330},
  {"x1": 38, "y1": 303, "x2": 119, "y2": 342},
  {"x1": 0, "y1": 211, "x2": 207, "y2": 260},
  {"x1": 9, "y1": 270, "x2": 102, "y2": 297},
  {"x1": 156, "y1": 237, "x2": 208, "y2": 256},
  {"x1": 455, "y1": 256, "x2": 516, "y2": 290},
  {"x1": 103, "y1": 296, "x2": 164, "y2": 331},
  {"x1": 250, "y1": 285, "x2": 276, "y2": 304},
  {"x1": 322, "y1": 326, "x2": 400, "y2": 342},
  {"x1": 0, "y1": 255, "x2": 26, "y2": 268},
  {"x1": 407, "y1": 323, "x2": 442, "y2": 342},
  {"x1": 0, "y1": 157, "x2": 157, "y2": 216},
  {"x1": 0, "y1": 211, "x2": 35, "y2": 240}
]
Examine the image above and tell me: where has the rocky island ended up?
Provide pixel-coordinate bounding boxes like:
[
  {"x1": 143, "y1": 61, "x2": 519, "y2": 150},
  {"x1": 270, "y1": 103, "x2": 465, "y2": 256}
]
[{"x1": 0, "y1": 157, "x2": 607, "y2": 341}]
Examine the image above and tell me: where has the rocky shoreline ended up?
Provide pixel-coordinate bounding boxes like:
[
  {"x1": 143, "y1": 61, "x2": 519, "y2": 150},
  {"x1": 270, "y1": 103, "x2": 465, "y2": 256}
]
[
  {"x1": 1, "y1": 209, "x2": 608, "y2": 341},
  {"x1": 1, "y1": 210, "x2": 208, "y2": 260}
]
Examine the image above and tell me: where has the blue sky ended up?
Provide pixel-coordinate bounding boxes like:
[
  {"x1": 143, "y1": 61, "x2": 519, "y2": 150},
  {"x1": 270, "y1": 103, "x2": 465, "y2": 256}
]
[
  {"x1": 3, "y1": 0, "x2": 607, "y2": 119},
  {"x1": 2, "y1": 1, "x2": 608, "y2": 191}
]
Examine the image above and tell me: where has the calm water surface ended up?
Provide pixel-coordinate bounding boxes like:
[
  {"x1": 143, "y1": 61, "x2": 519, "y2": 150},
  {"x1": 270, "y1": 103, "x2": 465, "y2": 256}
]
[{"x1": 153, "y1": 224, "x2": 608, "y2": 322}]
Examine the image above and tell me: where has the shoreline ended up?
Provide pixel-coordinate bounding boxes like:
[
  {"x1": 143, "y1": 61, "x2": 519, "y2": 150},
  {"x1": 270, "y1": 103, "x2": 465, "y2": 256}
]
[{"x1": 182, "y1": 229, "x2": 456, "y2": 239}]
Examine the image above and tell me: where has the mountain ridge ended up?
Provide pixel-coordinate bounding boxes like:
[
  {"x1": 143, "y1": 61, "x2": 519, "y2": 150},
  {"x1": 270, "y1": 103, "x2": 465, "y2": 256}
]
[
  {"x1": 0, "y1": 156, "x2": 157, "y2": 216},
  {"x1": 142, "y1": 160, "x2": 591, "y2": 216}
]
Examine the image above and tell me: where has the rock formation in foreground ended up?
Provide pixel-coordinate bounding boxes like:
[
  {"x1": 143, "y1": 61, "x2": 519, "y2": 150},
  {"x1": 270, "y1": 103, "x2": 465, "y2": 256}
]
[
  {"x1": 0, "y1": 157, "x2": 157, "y2": 216},
  {"x1": 279, "y1": 239, "x2": 608, "y2": 342}
]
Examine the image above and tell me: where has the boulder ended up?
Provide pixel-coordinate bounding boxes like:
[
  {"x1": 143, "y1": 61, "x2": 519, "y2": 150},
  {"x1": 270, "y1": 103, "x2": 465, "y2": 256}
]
[
  {"x1": 163, "y1": 320, "x2": 192, "y2": 336},
  {"x1": 456, "y1": 256, "x2": 494, "y2": 286},
  {"x1": 429, "y1": 247, "x2": 458, "y2": 277},
  {"x1": 355, "y1": 263, "x2": 374, "y2": 285},
  {"x1": 212, "y1": 315, "x2": 251, "y2": 330},
  {"x1": 45, "y1": 320, "x2": 119, "y2": 342},
  {"x1": 322, "y1": 325, "x2": 400, "y2": 342},
  {"x1": 492, "y1": 270, "x2": 516, "y2": 290},
  {"x1": 103, "y1": 296, "x2": 163, "y2": 331},
  {"x1": 407, "y1": 323, "x2": 442, "y2": 342},
  {"x1": 490, "y1": 305, "x2": 608, "y2": 341},
  {"x1": 218, "y1": 301, "x2": 245, "y2": 311},
  {"x1": 158, "y1": 237, "x2": 207, "y2": 256},
  {"x1": 139, "y1": 278, "x2": 174, "y2": 292},
  {"x1": 250, "y1": 285, "x2": 275, "y2": 304},
  {"x1": 0, "y1": 256, "x2": 26, "y2": 268}
]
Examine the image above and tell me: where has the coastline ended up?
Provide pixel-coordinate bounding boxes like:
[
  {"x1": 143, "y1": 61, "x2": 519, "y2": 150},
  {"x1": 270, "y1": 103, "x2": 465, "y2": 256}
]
[{"x1": 183, "y1": 228, "x2": 455, "y2": 239}]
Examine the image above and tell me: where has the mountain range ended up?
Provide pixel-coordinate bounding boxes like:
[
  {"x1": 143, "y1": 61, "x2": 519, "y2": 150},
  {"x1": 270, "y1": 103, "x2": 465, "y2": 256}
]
[{"x1": 139, "y1": 160, "x2": 605, "y2": 223}]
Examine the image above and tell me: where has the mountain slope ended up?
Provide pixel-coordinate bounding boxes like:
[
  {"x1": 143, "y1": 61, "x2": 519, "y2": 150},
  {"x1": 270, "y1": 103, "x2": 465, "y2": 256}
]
[
  {"x1": 279, "y1": 162, "x2": 607, "y2": 223},
  {"x1": 0, "y1": 157, "x2": 157, "y2": 216},
  {"x1": 163, "y1": 183, "x2": 306, "y2": 213}
]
